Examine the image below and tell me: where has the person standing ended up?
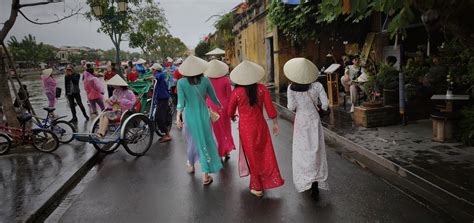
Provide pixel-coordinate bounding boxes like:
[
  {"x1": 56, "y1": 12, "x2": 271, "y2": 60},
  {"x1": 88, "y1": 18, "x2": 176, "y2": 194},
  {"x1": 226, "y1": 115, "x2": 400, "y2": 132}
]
[
  {"x1": 104, "y1": 63, "x2": 117, "y2": 97},
  {"x1": 284, "y1": 58, "x2": 329, "y2": 199},
  {"x1": 228, "y1": 60, "x2": 285, "y2": 197},
  {"x1": 41, "y1": 68, "x2": 57, "y2": 109},
  {"x1": 175, "y1": 55, "x2": 222, "y2": 185},
  {"x1": 147, "y1": 63, "x2": 172, "y2": 143},
  {"x1": 127, "y1": 65, "x2": 139, "y2": 82},
  {"x1": 83, "y1": 64, "x2": 105, "y2": 117},
  {"x1": 204, "y1": 59, "x2": 235, "y2": 161},
  {"x1": 65, "y1": 65, "x2": 89, "y2": 122}
]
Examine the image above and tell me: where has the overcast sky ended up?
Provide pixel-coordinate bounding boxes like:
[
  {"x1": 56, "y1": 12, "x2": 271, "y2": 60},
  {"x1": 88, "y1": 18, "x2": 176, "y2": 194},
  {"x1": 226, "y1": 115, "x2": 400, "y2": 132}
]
[{"x1": 1, "y1": 0, "x2": 242, "y2": 51}]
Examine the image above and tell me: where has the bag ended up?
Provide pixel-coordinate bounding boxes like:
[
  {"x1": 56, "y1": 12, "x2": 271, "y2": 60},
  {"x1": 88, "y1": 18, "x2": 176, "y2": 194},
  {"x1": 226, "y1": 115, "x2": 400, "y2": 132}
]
[
  {"x1": 209, "y1": 108, "x2": 220, "y2": 123},
  {"x1": 55, "y1": 87, "x2": 62, "y2": 98},
  {"x1": 193, "y1": 85, "x2": 220, "y2": 123}
]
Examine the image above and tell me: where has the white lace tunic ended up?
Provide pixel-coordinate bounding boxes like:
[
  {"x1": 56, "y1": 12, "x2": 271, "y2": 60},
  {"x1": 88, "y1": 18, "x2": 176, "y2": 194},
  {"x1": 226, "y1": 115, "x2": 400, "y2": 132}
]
[{"x1": 287, "y1": 82, "x2": 329, "y2": 192}]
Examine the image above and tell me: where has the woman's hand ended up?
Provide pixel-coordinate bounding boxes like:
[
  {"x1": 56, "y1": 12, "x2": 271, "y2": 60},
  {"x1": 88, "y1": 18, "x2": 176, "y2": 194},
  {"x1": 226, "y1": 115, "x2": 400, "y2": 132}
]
[
  {"x1": 176, "y1": 111, "x2": 183, "y2": 129},
  {"x1": 272, "y1": 119, "x2": 280, "y2": 136}
]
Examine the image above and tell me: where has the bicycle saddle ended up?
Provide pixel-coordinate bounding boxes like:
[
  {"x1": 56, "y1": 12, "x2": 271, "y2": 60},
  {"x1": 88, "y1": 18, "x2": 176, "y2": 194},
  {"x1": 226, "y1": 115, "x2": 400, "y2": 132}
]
[
  {"x1": 43, "y1": 107, "x2": 56, "y2": 113},
  {"x1": 17, "y1": 113, "x2": 32, "y2": 123}
]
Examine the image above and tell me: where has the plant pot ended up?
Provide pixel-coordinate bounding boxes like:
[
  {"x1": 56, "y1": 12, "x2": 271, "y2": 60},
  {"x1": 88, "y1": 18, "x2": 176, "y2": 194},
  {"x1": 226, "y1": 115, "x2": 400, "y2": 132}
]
[
  {"x1": 361, "y1": 101, "x2": 383, "y2": 108},
  {"x1": 383, "y1": 88, "x2": 399, "y2": 106}
]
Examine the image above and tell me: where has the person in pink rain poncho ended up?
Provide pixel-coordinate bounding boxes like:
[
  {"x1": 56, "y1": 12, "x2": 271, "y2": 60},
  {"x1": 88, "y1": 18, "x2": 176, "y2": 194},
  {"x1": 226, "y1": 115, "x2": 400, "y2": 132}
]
[
  {"x1": 41, "y1": 68, "x2": 57, "y2": 108},
  {"x1": 83, "y1": 64, "x2": 105, "y2": 116}
]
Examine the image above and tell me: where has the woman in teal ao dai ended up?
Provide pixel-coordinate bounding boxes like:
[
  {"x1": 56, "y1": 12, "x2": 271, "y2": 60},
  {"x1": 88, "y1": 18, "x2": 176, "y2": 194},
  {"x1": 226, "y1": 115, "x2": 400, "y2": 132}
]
[{"x1": 176, "y1": 55, "x2": 223, "y2": 185}]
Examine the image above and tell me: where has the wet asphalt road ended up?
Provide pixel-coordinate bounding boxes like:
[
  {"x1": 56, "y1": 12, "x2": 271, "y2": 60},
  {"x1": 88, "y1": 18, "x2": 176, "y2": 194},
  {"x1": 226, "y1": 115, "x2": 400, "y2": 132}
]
[{"x1": 51, "y1": 118, "x2": 443, "y2": 222}]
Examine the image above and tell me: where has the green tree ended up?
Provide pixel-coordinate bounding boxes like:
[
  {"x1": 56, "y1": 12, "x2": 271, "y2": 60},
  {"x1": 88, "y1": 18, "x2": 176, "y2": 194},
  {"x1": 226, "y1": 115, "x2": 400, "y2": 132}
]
[
  {"x1": 128, "y1": 2, "x2": 169, "y2": 59},
  {"x1": 86, "y1": 0, "x2": 151, "y2": 71},
  {"x1": 194, "y1": 41, "x2": 210, "y2": 58},
  {"x1": 155, "y1": 35, "x2": 188, "y2": 60},
  {"x1": 210, "y1": 13, "x2": 235, "y2": 49},
  {"x1": 7, "y1": 34, "x2": 58, "y2": 65},
  {"x1": 268, "y1": 0, "x2": 320, "y2": 43}
]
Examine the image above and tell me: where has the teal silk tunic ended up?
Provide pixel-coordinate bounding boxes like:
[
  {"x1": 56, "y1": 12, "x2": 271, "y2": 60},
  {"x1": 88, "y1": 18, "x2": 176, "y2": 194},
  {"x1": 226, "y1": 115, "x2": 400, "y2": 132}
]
[{"x1": 177, "y1": 76, "x2": 223, "y2": 173}]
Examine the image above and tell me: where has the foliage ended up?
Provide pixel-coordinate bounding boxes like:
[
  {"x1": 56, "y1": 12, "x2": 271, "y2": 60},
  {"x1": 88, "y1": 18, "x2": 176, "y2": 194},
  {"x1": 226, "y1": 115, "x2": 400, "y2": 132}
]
[
  {"x1": 155, "y1": 35, "x2": 188, "y2": 60},
  {"x1": 7, "y1": 34, "x2": 57, "y2": 64},
  {"x1": 195, "y1": 41, "x2": 210, "y2": 58},
  {"x1": 317, "y1": 0, "x2": 416, "y2": 38},
  {"x1": 128, "y1": 2, "x2": 169, "y2": 57},
  {"x1": 268, "y1": 0, "x2": 320, "y2": 43},
  {"x1": 210, "y1": 13, "x2": 235, "y2": 49},
  {"x1": 102, "y1": 49, "x2": 137, "y2": 62},
  {"x1": 438, "y1": 38, "x2": 474, "y2": 92},
  {"x1": 378, "y1": 63, "x2": 399, "y2": 89},
  {"x1": 86, "y1": 0, "x2": 151, "y2": 64},
  {"x1": 458, "y1": 106, "x2": 474, "y2": 146},
  {"x1": 404, "y1": 53, "x2": 429, "y2": 85}
]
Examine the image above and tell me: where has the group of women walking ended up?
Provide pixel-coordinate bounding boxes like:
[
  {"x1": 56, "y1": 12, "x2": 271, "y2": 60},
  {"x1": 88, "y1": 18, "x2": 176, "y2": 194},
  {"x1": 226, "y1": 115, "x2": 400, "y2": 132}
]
[{"x1": 175, "y1": 55, "x2": 329, "y2": 199}]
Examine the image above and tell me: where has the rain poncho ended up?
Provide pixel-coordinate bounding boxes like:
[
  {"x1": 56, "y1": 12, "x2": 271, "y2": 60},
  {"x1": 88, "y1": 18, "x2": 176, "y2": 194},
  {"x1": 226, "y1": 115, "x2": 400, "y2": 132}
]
[{"x1": 41, "y1": 75, "x2": 57, "y2": 107}]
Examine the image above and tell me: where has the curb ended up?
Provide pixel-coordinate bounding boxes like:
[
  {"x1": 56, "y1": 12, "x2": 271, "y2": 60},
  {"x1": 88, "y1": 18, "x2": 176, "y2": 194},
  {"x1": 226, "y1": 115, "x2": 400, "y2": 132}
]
[
  {"x1": 25, "y1": 147, "x2": 101, "y2": 223},
  {"x1": 273, "y1": 101, "x2": 474, "y2": 222}
]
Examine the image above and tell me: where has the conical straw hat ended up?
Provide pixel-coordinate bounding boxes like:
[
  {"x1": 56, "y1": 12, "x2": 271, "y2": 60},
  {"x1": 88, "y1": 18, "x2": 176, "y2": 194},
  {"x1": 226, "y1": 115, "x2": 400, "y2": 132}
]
[
  {"x1": 283, "y1": 58, "x2": 319, "y2": 84},
  {"x1": 230, "y1": 60, "x2": 265, "y2": 86},
  {"x1": 178, "y1": 55, "x2": 208, "y2": 77},
  {"x1": 133, "y1": 58, "x2": 146, "y2": 65},
  {"x1": 41, "y1": 68, "x2": 53, "y2": 78},
  {"x1": 106, "y1": 75, "x2": 128, "y2": 86},
  {"x1": 204, "y1": 59, "x2": 229, "y2": 78}
]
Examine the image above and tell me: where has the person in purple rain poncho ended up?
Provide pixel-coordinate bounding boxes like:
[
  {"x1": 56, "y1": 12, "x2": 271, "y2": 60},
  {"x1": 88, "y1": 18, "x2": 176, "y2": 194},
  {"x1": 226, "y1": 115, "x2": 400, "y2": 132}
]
[{"x1": 96, "y1": 75, "x2": 136, "y2": 138}]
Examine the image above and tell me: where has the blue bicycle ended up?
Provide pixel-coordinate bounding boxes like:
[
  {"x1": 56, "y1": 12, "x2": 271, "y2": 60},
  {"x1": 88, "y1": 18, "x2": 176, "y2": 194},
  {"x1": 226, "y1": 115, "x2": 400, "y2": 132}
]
[{"x1": 33, "y1": 108, "x2": 76, "y2": 143}]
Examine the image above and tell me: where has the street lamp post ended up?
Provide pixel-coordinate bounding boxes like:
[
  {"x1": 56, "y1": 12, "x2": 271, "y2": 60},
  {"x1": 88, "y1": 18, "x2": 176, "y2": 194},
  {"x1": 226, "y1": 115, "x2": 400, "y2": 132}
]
[{"x1": 91, "y1": 0, "x2": 128, "y2": 76}]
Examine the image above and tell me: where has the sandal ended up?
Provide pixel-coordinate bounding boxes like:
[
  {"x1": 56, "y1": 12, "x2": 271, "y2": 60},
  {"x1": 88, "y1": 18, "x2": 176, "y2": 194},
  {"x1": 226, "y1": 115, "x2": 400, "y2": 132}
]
[
  {"x1": 203, "y1": 176, "x2": 213, "y2": 185},
  {"x1": 159, "y1": 137, "x2": 172, "y2": 143},
  {"x1": 186, "y1": 163, "x2": 195, "y2": 173},
  {"x1": 250, "y1": 190, "x2": 264, "y2": 198}
]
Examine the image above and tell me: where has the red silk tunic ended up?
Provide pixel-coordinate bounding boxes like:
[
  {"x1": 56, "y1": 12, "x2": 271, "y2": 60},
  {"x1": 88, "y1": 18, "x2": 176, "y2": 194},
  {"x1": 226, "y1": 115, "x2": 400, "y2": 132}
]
[{"x1": 228, "y1": 84, "x2": 285, "y2": 190}]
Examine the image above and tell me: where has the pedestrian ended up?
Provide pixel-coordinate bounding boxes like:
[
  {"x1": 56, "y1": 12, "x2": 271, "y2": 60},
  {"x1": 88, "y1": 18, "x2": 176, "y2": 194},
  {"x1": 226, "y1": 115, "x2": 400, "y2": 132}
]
[
  {"x1": 41, "y1": 68, "x2": 57, "y2": 109},
  {"x1": 204, "y1": 59, "x2": 235, "y2": 161},
  {"x1": 65, "y1": 65, "x2": 89, "y2": 122},
  {"x1": 134, "y1": 58, "x2": 147, "y2": 76},
  {"x1": 127, "y1": 65, "x2": 139, "y2": 82},
  {"x1": 96, "y1": 75, "x2": 136, "y2": 137},
  {"x1": 284, "y1": 58, "x2": 329, "y2": 199},
  {"x1": 228, "y1": 60, "x2": 285, "y2": 197},
  {"x1": 175, "y1": 55, "x2": 223, "y2": 185},
  {"x1": 104, "y1": 63, "x2": 117, "y2": 97},
  {"x1": 146, "y1": 63, "x2": 172, "y2": 143},
  {"x1": 83, "y1": 64, "x2": 105, "y2": 117},
  {"x1": 164, "y1": 57, "x2": 176, "y2": 93}
]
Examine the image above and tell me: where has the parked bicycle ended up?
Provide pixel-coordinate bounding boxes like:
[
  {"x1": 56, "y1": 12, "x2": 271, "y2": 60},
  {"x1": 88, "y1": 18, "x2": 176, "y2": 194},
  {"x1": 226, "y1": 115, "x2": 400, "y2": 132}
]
[
  {"x1": 32, "y1": 107, "x2": 76, "y2": 143},
  {"x1": 0, "y1": 113, "x2": 59, "y2": 155}
]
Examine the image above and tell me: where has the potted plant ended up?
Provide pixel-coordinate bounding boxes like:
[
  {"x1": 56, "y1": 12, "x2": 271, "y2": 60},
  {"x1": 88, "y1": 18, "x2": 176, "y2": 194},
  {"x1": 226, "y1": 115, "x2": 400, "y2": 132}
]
[
  {"x1": 378, "y1": 62, "x2": 399, "y2": 105},
  {"x1": 361, "y1": 74, "x2": 383, "y2": 108}
]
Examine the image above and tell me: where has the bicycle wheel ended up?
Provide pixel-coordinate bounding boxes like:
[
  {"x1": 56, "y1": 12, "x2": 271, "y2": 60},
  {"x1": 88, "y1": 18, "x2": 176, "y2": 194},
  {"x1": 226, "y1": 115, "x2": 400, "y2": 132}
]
[
  {"x1": 52, "y1": 120, "x2": 76, "y2": 143},
  {"x1": 121, "y1": 114, "x2": 154, "y2": 156},
  {"x1": 91, "y1": 117, "x2": 120, "y2": 154},
  {"x1": 0, "y1": 133, "x2": 11, "y2": 155},
  {"x1": 31, "y1": 129, "x2": 59, "y2": 153}
]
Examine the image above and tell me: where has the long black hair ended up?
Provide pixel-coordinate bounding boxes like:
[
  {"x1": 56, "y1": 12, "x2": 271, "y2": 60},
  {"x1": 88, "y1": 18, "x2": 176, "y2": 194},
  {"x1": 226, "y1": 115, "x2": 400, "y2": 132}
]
[
  {"x1": 236, "y1": 84, "x2": 258, "y2": 106},
  {"x1": 290, "y1": 83, "x2": 310, "y2": 92},
  {"x1": 187, "y1": 74, "x2": 203, "y2": 85}
]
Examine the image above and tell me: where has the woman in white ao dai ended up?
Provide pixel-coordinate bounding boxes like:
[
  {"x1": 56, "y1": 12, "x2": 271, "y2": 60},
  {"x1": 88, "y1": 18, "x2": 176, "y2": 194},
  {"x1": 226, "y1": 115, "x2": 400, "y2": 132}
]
[{"x1": 287, "y1": 81, "x2": 329, "y2": 195}]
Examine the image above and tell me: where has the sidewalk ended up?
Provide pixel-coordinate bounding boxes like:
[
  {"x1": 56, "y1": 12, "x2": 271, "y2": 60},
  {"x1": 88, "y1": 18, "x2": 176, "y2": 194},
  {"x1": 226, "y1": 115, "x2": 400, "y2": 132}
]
[
  {"x1": 271, "y1": 91, "x2": 474, "y2": 222},
  {"x1": 0, "y1": 74, "x2": 99, "y2": 222}
]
